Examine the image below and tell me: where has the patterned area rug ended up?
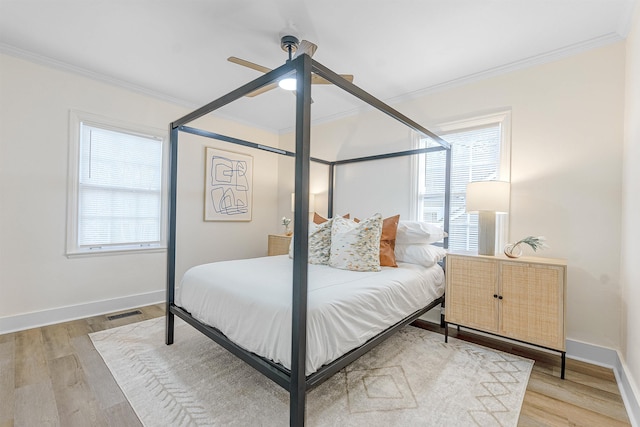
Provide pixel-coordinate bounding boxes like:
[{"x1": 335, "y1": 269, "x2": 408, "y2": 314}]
[{"x1": 90, "y1": 317, "x2": 533, "y2": 426}]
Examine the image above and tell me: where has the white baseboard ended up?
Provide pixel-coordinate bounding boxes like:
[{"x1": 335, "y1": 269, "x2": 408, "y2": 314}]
[
  {"x1": 616, "y1": 358, "x2": 640, "y2": 427},
  {"x1": 567, "y1": 339, "x2": 639, "y2": 427},
  {"x1": 0, "y1": 290, "x2": 165, "y2": 334}
]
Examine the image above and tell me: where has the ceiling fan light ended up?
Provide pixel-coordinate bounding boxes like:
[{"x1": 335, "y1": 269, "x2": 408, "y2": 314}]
[{"x1": 278, "y1": 77, "x2": 297, "y2": 91}]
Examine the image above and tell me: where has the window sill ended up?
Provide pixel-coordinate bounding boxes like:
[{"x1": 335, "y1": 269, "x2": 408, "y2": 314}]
[{"x1": 66, "y1": 246, "x2": 167, "y2": 258}]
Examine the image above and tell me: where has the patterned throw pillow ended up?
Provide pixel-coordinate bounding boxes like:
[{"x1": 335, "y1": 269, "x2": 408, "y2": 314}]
[
  {"x1": 308, "y1": 219, "x2": 333, "y2": 264},
  {"x1": 288, "y1": 220, "x2": 333, "y2": 265},
  {"x1": 351, "y1": 214, "x2": 400, "y2": 267},
  {"x1": 329, "y1": 214, "x2": 383, "y2": 272}
]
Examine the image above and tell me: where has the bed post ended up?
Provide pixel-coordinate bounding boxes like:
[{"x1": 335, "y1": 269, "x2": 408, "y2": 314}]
[
  {"x1": 327, "y1": 163, "x2": 335, "y2": 218},
  {"x1": 166, "y1": 125, "x2": 178, "y2": 345},
  {"x1": 290, "y1": 53, "x2": 313, "y2": 427},
  {"x1": 443, "y1": 148, "x2": 452, "y2": 250}
]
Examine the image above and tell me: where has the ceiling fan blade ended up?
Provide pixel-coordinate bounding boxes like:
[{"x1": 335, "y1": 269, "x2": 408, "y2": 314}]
[
  {"x1": 246, "y1": 82, "x2": 279, "y2": 97},
  {"x1": 311, "y1": 74, "x2": 355, "y2": 85},
  {"x1": 340, "y1": 74, "x2": 354, "y2": 83},
  {"x1": 246, "y1": 85, "x2": 314, "y2": 103},
  {"x1": 293, "y1": 40, "x2": 318, "y2": 58},
  {"x1": 227, "y1": 56, "x2": 273, "y2": 74}
]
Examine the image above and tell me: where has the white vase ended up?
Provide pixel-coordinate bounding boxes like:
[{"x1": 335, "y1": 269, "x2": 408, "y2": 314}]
[{"x1": 504, "y1": 243, "x2": 523, "y2": 258}]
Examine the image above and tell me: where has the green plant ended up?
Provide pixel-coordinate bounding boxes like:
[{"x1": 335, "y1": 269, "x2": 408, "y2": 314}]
[{"x1": 514, "y1": 236, "x2": 548, "y2": 252}]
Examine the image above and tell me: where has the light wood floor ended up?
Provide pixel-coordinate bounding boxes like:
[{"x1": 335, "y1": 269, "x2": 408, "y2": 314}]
[
  {"x1": 0, "y1": 303, "x2": 631, "y2": 426},
  {"x1": 414, "y1": 320, "x2": 632, "y2": 426}
]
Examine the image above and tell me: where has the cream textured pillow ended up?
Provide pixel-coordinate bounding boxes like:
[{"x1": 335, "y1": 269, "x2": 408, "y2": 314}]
[
  {"x1": 329, "y1": 214, "x2": 383, "y2": 272},
  {"x1": 288, "y1": 220, "x2": 333, "y2": 264}
]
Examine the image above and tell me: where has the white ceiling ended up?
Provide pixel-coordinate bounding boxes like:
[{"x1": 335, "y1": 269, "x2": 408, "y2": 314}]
[{"x1": 0, "y1": 0, "x2": 635, "y2": 132}]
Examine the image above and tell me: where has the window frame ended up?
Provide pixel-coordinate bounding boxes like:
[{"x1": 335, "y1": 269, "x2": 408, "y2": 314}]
[
  {"x1": 66, "y1": 110, "x2": 168, "y2": 257},
  {"x1": 411, "y1": 109, "x2": 511, "y2": 251}
]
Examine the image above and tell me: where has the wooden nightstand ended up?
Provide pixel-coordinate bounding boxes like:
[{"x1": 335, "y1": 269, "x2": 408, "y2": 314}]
[
  {"x1": 267, "y1": 234, "x2": 292, "y2": 256},
  {"x1": 444, "y1": 252, "x2": 567, "y2": 378}
]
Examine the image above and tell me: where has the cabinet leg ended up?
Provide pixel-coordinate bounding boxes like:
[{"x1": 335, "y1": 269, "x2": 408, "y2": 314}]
[
  {"x1": 561, "y1": 352, "x2": 566, "y2": 379},
  {"x1": 444, "y1": 322, "x2": 448, "y2": 343}
]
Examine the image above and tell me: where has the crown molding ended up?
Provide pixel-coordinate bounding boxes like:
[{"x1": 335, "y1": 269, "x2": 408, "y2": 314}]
[
  {"x1": 0, "y1": 43, "x2": 197, "y2": 108},
  {"x1": 1, "y1": 30, "x2": 627, "y2": 136},
  {"x1": 385, "y1": 32, "x2": 626, "y2": 105},
  {"x1": 617, "y1": 0, "x2": 639, "y2": 37},
  {"x1": 278, "y1": 32, "x2": 626, "y2": 134},
  {"x1": 0, "y1": 43, "x2": 283, "y2": 135}
]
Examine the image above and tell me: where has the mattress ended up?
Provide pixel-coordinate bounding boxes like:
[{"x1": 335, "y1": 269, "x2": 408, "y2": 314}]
[{"x1": 176, "y1": 255, "x2": 445, "y2": 375}]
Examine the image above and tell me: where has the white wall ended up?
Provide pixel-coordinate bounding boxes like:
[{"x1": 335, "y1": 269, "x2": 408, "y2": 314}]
[
  {"x1": 174, "y1": 127, "x2": 280, "y2": 281},
  {"x1": 622, "y1": 0, "x2": 640, "y2": 412},
  {"x1": 0, "y1": 54, "x2": 281, "y2": 329},
  {"x1": 277, "y1": 111, "x2": 417, "y2": 221},
  {"x1": 281, "y1": 42, "x2": 626, "y2": 351}
]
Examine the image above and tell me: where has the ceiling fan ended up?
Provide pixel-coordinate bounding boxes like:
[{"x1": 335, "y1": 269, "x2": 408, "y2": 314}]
[{"x1": 227, "y1": 35, "x2": 354, "y2": 97}]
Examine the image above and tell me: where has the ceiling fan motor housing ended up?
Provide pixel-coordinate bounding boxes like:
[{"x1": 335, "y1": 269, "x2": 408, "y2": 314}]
[{"x1": 280, "y1": 35, "x2": 299, "y2": 53}]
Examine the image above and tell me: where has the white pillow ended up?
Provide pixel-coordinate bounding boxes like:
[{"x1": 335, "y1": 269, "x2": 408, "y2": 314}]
[
  {"x1": 394, "y1": 243, "x2": 447, "y2": 268},
  {"x1": 288, "y1": 220, "x2": 333, "y2": 264},
  {"x1": 329, "y1": 214, "x2": 382, "y2": 272},
  {"x1": 396, "y1": 221, "x2": 447, "y2": 244}
]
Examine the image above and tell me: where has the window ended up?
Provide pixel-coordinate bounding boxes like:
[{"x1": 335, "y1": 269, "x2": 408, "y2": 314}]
[
  {"x1": 414, "y1": 111, "x2": 511, "y2": 251},
  {"x1": 67, "y1": 111, "x2": 166, "y2": 255}
]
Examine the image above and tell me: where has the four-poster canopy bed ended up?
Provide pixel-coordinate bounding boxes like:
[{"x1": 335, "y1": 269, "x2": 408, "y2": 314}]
[{"x1": 166, "y1": 53, "x2": 451, "y2": 426}]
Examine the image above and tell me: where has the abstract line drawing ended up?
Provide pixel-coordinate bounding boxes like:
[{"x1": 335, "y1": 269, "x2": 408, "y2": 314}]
[{"x1": 204, "y1": 147, "x2": 252, "y2": 221}]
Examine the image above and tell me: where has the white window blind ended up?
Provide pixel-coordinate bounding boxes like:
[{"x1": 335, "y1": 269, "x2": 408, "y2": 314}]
[
  {"x1": 418, "y1": 123, "x2": 503, "y2": 251},
  {"x1": 78, "y1": 124, "x2": 163, "y2": 248},
  {"x1": 67, "y1": 111, "x2": 166, "y2": 256}
]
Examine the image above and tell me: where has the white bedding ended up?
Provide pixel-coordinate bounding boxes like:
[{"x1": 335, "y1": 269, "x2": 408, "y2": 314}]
[{"x1": 176, "y1": 255, "x2": 445, "y2": 375}]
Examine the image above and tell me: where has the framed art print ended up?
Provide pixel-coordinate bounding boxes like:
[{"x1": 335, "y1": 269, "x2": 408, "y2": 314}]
[{"x1": 204, "y1": 147, "x2": 253, "y2": 221}]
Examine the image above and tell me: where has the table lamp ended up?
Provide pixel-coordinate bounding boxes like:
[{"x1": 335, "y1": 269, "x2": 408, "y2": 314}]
[{"x1": 466, "y1": 181, "x2": 510, "y2": 256}]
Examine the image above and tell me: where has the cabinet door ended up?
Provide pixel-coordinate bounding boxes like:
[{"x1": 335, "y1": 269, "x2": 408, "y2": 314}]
[
  {"x1": 500, "y1": 262, "x2": 565, "y2": 350},
  {"x1": 446, "y1": 256, "x2": 499, "y2": 333}
]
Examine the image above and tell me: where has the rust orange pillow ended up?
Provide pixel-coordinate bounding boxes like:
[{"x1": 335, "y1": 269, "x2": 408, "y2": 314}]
[
  {"x1": 380, "y1": 215, "x2": 400, "y2": 267},
  {"x1": 313, "y1": 212, "x2": 350, "y2": 224}
]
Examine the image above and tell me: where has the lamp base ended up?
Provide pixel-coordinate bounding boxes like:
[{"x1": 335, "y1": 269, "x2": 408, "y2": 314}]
[{"x1": 477, "y1": 211, "x2": 496, "y2": 256}]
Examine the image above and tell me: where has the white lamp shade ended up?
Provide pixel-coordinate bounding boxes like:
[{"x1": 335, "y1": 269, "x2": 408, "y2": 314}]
[
  {"x1": 291, "y1": 193, "x2": 316, "y2": 213},
  {"x1": 466, "y1": 181, "x2": 510, "y2": 213}
]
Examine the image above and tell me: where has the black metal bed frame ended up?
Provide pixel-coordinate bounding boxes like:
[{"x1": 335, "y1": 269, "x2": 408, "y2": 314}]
[{"x1": 165, "y1": 54, "x2": 451, "y2": 426}]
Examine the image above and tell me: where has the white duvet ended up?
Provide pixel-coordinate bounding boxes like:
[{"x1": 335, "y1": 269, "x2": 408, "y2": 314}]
[{"x1": 176, "y1": 255, "x2": 444, "y2": 375}]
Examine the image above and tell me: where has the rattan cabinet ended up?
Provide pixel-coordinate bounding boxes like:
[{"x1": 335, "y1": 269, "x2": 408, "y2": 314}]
[
  {"x1": 267, "y1": 234, "x2": 292, "y2": 256},
  {"x1": 444, "y1": 252, "x2": 567, "y2": 378}
]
